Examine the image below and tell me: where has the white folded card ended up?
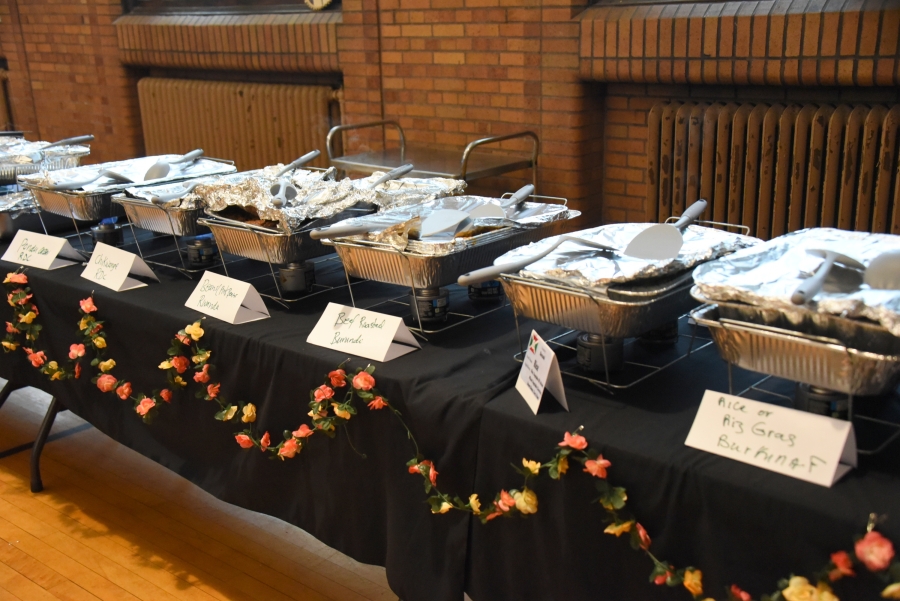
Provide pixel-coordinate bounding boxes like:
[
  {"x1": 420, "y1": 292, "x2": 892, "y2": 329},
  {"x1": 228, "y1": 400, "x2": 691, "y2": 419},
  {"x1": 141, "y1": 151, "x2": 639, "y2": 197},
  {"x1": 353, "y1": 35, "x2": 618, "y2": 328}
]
[
  {"x1": 184, "y1": 271, "x2": 269, "y2": 324},
  {"x1": 81, "y1": 242, "x2": 159, "y2": 291},
  {"x1": 307, "y1": 302, "x2": 420, "y2": 362},
  {"x1": 515, "y1": 330, "x2": 567, "y2": 414},
  {"x1": 685, "y1": 390, "x2": 857, "y2": 487},
  {"x1": 2, "y1": 230, "x2": 82, "y2": 270}
]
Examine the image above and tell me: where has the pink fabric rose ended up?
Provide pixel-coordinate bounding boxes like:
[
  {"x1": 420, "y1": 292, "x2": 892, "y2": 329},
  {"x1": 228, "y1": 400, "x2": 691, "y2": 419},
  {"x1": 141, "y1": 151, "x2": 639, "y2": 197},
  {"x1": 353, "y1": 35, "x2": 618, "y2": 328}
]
[
  {"x1": 260, "y1": 431, "x2": 271, "y2": 452},
  {"x1": 829, "y1": 550, "x2": 855, "y2": 581},
  {"x1": 5, "y1": 272, "x2": 27, "y2": 284},
  {"x1": 278, "y1": 438, "x2": 300, "y2": 459},
  {"x1": 116, "y1": 382, "x2": 132, "y2": 400},
  {"x1": 170, "y1": 355, "x2": 190, "y2": 374},
  {"x1": 498, "y1": 490, "x2": 515, "y2": 512},
  {"x1": 584, "y1": 455, "x2": 611, "y2": 478},
  {"x1": 176, "y1": 333, "x2": 191, "y2": 345},
  {"x1": 97, "y1": 374, "x2": 117, "y2": 393},
  {"x1": 235, "y1": 434, "x2": 254, "y2": 449},
  {"x1": 636, "y1": 523, "x2": 651, "y2": 550},
  {"x1": 855, "y1": 530, "x2": 895, "y2": 572},
  {"x1": 730, "y1": 585, "x2": 751, "y2": 601},
  {"x1": 159, "y1": 389, "x2": 172, "y2": 403},
  {"x1": 5, "y1": 322, "x2": 16, "y2": 334},
  {"x1": 207, "y1": 383, "x2": 220, "y2": 399},
  {"x1": 193, "y1": 364, "x2": 210, "y2": 383},
  {"x1": 74, "y1": 363, "x2": 81, "y2": 379},
  {"x1": 26, "y1": 349, "x2": 46, "y2": 367},
  {"x1": 559, "y1": 431, "x2": 588, "y2": 450},
  {"x1": 68, "y1": 343, "x2": 85, "y2": 360},
  {"x1": 292, "y1": 424, "x2": 314, "y2": 438},
  {"x1": 79, "y1": 297, "x2": 98, "y2": 313},
  {"x1": 352, "y1": 371, "x2": 375, "y2": 391},
  {"x1": 368, "y1": 396, "x2": 387, "y2": 410},
  {"x1": 314, "y1": 384, "x2": 334, "y2": 402},
  {"x1": 328, "y1": 369, "x2": 347, "y2": 388},
  {"x1": 135, "y1": 397, "x2": 155, "y2": 416}
]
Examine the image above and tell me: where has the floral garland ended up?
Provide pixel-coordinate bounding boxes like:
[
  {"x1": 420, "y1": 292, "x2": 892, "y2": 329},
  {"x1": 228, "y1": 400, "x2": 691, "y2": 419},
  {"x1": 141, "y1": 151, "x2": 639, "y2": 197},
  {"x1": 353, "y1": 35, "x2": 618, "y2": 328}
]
[{"x1": 5, "y1": 269, "x2": 900, "y2": 600}]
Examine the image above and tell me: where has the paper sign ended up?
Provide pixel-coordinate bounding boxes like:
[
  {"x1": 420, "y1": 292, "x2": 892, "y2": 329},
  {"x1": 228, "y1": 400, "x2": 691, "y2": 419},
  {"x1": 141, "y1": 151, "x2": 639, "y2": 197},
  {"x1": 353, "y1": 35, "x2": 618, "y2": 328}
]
[
  {"x1": 515, "y1": 330, "x2": 568, "y2": 414},
  {"x1": 81, "y1": 242, "x2": 159, "y2": 291},
  {"x1": 1, "y1": 230, "x2": 82, "y2": 270},
  {"x1": 184, "y1": 271, "x2": 270, "y2": 324},
  {"x1": 685, "y1": 390, "x2": 857, "y2": 487},
  {"x1": 307, "y1": 302, "x2": 420, "y2": 362}
]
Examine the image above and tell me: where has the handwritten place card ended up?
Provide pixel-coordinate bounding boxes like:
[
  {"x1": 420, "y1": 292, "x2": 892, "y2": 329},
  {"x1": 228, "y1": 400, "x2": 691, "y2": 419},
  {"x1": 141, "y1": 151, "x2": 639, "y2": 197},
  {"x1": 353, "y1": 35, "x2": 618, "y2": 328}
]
[
  {"x1": 184, "y1": 271, "x2": 269, "y2": 325},
  {"x1": 81, "y1": 242, "x2": 158, "y2": 291},
  {"x1": 1, "y1": 230, "x2": 82, "y2": 270},
  {"x1": 307, "y1": 303, "x2": 420, "y2": 362},
  {"x1": 515, "y1": 330, "x2": 567, "y2": 414},
  {"x1": 685, "y1": 390, "x2": 857, "y2": 488}
]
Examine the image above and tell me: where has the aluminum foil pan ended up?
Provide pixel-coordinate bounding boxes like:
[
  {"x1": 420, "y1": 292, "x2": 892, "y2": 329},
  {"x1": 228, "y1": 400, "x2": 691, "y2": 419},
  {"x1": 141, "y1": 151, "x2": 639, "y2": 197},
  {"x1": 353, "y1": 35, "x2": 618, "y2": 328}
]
[
  {"x1": 692, "y1": 303, "x2": 900, "y2": 396},
  {"x1": 492, "y1": 223, "x2": 760, "y2": 292},
  {"x1": 693, "y1": 228, "x2": 900, "y2": 337},
  {"x1": 502, "y1": 269, "x2": 699, "y2": 339},
  {"x1": 0, "y1": 138, "x2": 90, "y2": 164},
  {"x1": 19, "y1": 157, "x2": 236, "y2": 221},
  {"x1": 350, "y1": 172, "x2": 466, "y2": 209},
  {"x1": 0, "y1": 191, "x2": 38, "y2": 216}
]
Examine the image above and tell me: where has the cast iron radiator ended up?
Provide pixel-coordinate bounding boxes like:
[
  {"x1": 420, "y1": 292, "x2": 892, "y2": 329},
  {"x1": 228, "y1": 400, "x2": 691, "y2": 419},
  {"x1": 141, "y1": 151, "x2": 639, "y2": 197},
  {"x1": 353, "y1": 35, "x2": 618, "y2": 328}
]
[
  {"x1": 137, "y1": 77, "x2": 340, "y2": 171},
  {"x1": 647, "y1": 101, "x2": 900, "y2": 239}
]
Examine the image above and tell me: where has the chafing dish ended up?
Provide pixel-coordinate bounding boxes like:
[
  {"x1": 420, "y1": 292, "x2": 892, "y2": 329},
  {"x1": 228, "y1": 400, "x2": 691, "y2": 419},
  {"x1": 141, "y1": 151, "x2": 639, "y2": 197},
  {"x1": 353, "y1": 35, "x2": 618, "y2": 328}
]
[{"x1": 0, "y1": 137, "x2": 91, "y2": 185}]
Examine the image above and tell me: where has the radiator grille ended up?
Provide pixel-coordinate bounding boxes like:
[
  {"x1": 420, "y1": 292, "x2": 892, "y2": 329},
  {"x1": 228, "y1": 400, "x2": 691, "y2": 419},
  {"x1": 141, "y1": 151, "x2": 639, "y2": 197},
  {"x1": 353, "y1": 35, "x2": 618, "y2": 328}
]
[
  {"x1": 647, "y1": 102, "x2": 900, "y2": 239},
  {"x1": 137, "y1": 78, "x2": 339, "y2": 171}
]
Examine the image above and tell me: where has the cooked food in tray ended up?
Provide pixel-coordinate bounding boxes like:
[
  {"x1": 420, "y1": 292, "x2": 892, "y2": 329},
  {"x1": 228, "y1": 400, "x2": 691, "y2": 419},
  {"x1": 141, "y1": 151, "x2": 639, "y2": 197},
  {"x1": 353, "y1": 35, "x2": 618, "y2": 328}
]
[{"x1": 693, "y1": 227, "x2": 900, "y2": 337}]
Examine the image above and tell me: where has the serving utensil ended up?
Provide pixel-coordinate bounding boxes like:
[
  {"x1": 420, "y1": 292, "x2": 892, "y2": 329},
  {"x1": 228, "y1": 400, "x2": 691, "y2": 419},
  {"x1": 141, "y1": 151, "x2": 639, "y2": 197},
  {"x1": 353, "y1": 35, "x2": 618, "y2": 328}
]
[
  {"x1": 457, "y1": 235, "x2": 617, "y2": 286},
  {"x1": 864, "y1": 249, "x2": 900, "y2": 290},
  {"x1": 27, "y1": 135, "x2": 94, "y2": 162},
  {"x1": 149, "y1": 181, "x2": 203, "y2": 207},
  {"x1": 420, "y1": 184, "x2": 533, "y2": 238},
  {"x1": 273, "y1": 150, "x2": 322, "y2": 178},
  {"x1": 791, "y1": 249, "x2": 865, "y2": 304},
  {"x1": 49, "y1": 168, "x2": 135, "y2": 191},
  {"x1": 623, "y1": 199, "x2": 708, "y2": 260},
  {"x1": 144, "y1": 149, "x2": 204, "y2": 181}
]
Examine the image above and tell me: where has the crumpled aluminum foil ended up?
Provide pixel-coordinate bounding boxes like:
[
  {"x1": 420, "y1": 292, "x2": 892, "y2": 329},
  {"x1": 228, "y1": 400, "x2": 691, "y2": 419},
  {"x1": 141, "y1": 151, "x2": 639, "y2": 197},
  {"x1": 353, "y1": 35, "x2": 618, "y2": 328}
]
[
  {"x1": 494, "y1": 223, "x2": 761, "y2": 292},
  {"x1": 693, "y1": 228, "x2": 900, "y2": 337},
  {"x1": 0, "y1": 191, "x2": 39, "y2": 216},
  {"x1": 349, "y1": 173, "x2": 466, "y2": 209},
  {"x1": 22, "y1": 156, "x2": 236, "y2": 193},
  {"x1": 123, "y1": 175, "x2": 224, "y2": 210},
  {"x1": 0, "y1": 138, "x2": 90, "y2": 164},
  {"x1": 326, "y1": 195, "x2": 576, "y2": 255}
]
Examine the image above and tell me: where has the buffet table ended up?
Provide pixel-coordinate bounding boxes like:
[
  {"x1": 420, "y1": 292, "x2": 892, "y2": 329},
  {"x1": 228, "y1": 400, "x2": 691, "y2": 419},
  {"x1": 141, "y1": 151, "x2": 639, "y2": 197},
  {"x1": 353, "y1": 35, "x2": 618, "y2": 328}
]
[{"x1": 2, "y1": 243, "x2": 900, "y2": 601}]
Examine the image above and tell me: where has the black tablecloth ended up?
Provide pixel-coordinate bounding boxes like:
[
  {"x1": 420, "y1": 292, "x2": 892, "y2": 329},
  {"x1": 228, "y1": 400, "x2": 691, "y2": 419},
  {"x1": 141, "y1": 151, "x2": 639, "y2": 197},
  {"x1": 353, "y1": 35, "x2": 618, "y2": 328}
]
[
  {"x1": 466, "y1": 340, "x2": 900, "y2": 600},
  {"x1": 0, "y1": 253, "x2": 525, "y2": 601}
]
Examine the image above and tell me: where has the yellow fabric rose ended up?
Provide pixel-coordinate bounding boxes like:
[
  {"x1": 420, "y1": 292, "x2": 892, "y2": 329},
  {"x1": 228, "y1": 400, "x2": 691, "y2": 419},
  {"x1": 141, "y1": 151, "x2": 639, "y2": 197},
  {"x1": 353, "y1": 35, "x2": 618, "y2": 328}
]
[
  {"x1": 192, "y1": 349, "x2": 211, "y2": 364},
  {"x1": 158, "y1": 360, "x2": 172, "y2": 370},
  {"x1": 557, "y1": 456, "x2": 569, "y2": 475},
  {"x1": 47, "y1": 361, "x2": 58, "y2": 370},
  {"x1": 78, "y1": 316, "x2": 91, "y2": 331},
  {"x1": 332, "y1": 403, "x2": 351, "y2": 420},
  {"x1": 817, "y1": 583, "x2": 839, "y2": 601},
  {"x1": 93, "y1": 336, "x2": 106, "y2": 349},
  {"x1": 882, "y1": 583, "x2": 900, "y2": 599},
  {"x1": 98, "y1": 359, "x2": 116, "y2": 373},
  {"x1": 683, "y1": 569, "x2": 703, "y2": 597},
  {"x1": 782, "y1": 576, "x2": 818, "y2": 601},
  {"x1": 2, "y1": 341, "x2": 19, "y2": 351},
  {"x1": 18, "y1": 311, "x2": 36, "y2": 324},
  {"x1": 223, "y1": 405, "x2": 238, "y2": 421},
  {"x1": 174, "y1": 376, "x2": 186, "y2": 387},
  {"x1": 50, "y1": 371, "x2": 64, "y2": 381},
  {"x1": 603, "y1": 521, "x2": 633, "y2": 537},
  {"x1": 242, "y1": 403, "x2": 257, "y2": 423},
  {"x1": 522, "y1": 458, "x2": 540, "y2": 475},
  {"x1": 432, "y1": 501, "x2": 452, "y2": 514},
  {"x1": 513, "y1": 488, "x2": 538, "y2": 514},
  {"x1": 468, "y1": 494, "x2": 481, "y2": 515},
  {"x1": 185, "y1": 322, "x2": 204, "y2": 341}
]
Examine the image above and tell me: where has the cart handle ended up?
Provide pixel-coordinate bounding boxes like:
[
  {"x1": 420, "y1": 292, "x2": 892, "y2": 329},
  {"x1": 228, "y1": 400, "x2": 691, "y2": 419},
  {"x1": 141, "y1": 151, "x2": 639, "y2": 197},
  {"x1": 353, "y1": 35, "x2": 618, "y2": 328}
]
[
  {"x1": 326, "y1": 120, "x2": 407, "y2": 162},
  {"x1": 460, "y1": 130, "x2": 539, "y2": 186}
]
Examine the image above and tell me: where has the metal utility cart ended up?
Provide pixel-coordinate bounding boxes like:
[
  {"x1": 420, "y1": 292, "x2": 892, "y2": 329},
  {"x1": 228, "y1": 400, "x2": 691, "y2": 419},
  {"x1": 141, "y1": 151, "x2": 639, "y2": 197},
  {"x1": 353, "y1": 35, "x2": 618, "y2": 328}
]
[{"x1": 327, "y1": 121, "x2": 539, "y2": 189}]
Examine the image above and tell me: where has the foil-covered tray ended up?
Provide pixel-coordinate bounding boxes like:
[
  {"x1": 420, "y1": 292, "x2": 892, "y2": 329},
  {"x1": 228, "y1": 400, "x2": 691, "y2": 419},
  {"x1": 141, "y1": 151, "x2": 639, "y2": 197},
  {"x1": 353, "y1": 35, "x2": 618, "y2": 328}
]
[
  {"x1": 693, "y1": 228, "x2": 900, "y2": 337},
  {"x1": 492, "y1": 222, "x2": 761, "y2": 293},
  {"x1": 502, "y1": 268, "x2": 699, "y2": 339},
  {"x1": 323, "y1": 196, "x2": 578, "y2": 289},
  {"x1": 198, "y1": 208, "x2": 366, "y2": 264},
  {"x1": 691, "y1": 302, "x2": 900, "y2": 396},
  {"x1": 0, "y1": 138, "x2": 90, "y2": 185},
  {"x1": 19, "y1": 157, "x2": 236, "y2": 221}
]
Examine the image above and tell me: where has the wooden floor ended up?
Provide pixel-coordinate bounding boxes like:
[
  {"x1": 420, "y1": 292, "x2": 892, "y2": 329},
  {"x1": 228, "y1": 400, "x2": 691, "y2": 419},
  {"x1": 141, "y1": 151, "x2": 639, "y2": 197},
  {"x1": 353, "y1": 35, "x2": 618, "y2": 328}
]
[{"x1": 0, "y1": 384, "x2": 399, "y2": 601}]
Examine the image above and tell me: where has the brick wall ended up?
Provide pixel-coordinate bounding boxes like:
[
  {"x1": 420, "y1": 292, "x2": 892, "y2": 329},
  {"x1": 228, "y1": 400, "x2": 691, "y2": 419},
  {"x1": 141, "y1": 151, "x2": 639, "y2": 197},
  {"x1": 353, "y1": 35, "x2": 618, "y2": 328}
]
[{"x1": 0, "y1": 0, "x2": 143, "y2": 164}]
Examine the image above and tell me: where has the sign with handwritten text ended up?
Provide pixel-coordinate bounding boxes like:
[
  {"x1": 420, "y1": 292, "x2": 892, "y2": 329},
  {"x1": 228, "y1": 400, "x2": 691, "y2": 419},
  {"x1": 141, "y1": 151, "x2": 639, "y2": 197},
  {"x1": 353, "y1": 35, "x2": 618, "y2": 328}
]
[
  {"x1": 685, "y1": 390, "x2": 856, "y2": 487},
  {"x1": 307, "y1": 302, "x2": 420, "y2": 362},
  {"x1": 515, "y1": 330, "x2": 567, "y2": 414},
  {"x1": 81, "y1": 242, "x2": 158, "y2": 291},
  {"x1": 1, "y1": 230, "x2": 82, "y2": 270},
  {"x1": 184, "y1": 271, "x2": 269, "y2": 324}
]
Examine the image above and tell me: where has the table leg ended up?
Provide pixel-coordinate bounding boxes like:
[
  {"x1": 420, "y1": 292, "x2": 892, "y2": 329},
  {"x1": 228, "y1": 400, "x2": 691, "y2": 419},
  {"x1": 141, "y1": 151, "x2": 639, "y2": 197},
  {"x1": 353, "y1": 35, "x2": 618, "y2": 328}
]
[{"x1": 31, "y1": 396, "x2": 63, "y2": 493}]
